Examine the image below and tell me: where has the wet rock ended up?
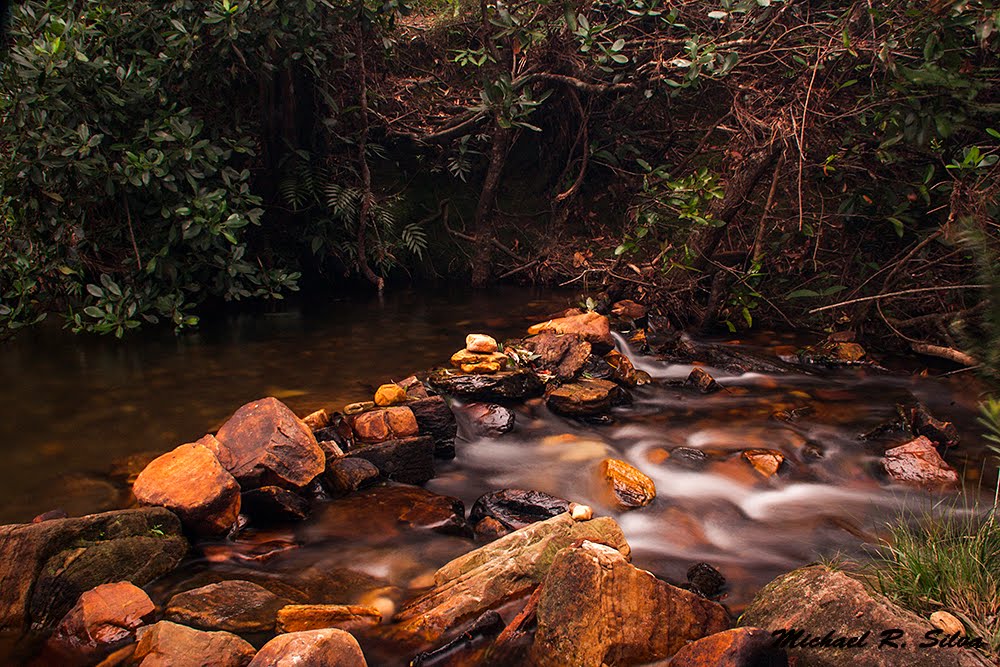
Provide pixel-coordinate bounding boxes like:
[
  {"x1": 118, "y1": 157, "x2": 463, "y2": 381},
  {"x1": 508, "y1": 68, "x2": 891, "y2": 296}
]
[
  {"x1": 469, "y1": 489, "x2": 570, "y2": 531},
  {"x1": 132, "y1": 443, "x2": 241, "y2": 536},
  {"x1": 739, "y1": 565, "x2": 991, "y2": 667},
  {"x1": 133, "y1": 620, "x2": 256, "y2": 667},
  {"x1": 600, "y1": 458, "x2": 656, "y2": 509},
  {"x1": 686, "y1": 367, "x2": 721, "y2": 393},
  {"x1": 520, "y1": 333, "x2": 592, "y2": 380},
  {"x1": 666, "y1": 447, "x2": 709, "y2": 470},
  {"x1": 0, "y1": 507, "x2": 186, "y2": 632},
  {"x1": 882, "y1": 436, "x2": 958, "y2": 487},
  {"x1": 604, "y1": 350, "x2": 645, "y2": 387},
  {"x1": 33, "y1": 509, "x2": 69, "y2": 523},
  {"x1": 322, "y1": 458, "x2": 380, "y2": 496},
  {"x1": 741, "y1": 449, "x2": 785, "y2": 478},
  {"x1": 392, "y1": 513, "x2": 630, "y2": 642},
  {"x1": 611, "y1": 299, "x2": 647, "y2": 322},
  {"x1": 314, "y1": 417, "x2": 354, "y2": 453},
  {"x1": 410, "y1": 610, "x2": 504, "y2": 666},
  {"x1": 686, "y1": 562, "x2": 726, "y2": 598},
  {"x1": 343, "y1": 401, "x2": 375, "y2": 415},
  {"x1": 344, "y1": 436, "x2": 435, "y2": 485},
  {"x1": 301, "y1": 484, "x2": 467, "y2": 543},
  {"x1": 911, "y1": 404, "x2": 960, "y2": 448},
  {"x1": 460, "y1": 403, "x2": 516, "y2": 437},
  {"x1": 473, "y1": 516, "x2": 510, "y2": 541},
  {"x1": 450, "y1": 349, "x2": 509, "y2": 374},
  {"x1": 428, "y1": 368, "x2": 544, "y2": 401},
  {"x1": 547, "y1": 379, "x2": 630, "y2": 417},
  {"x1": 240, "y1": 486, "x2": 309, "y2": 523},
  {"x1": 214, "y1": 397, "x2": 326, "y2": 491},
  {"x1": 249, "y1": 628, "x2": 367, "y2": 667},
  {"x1": 48, "y1": 582, "x2": 155, "y2": 661},
  {"x1": 165, "y1": 580, "x2": 288, "y2": 634},
  {"x1": 349, "y1": 407, "x2": 419, "y2": 444},
  {"x1": 466, "y1": 333, "x2": 499, "y2": 354},
  {"x1": 667, "y1": 627, "x2": 784, "y2": 667},
  {"x1": 530, "y1": 541, "x2": 730, "y2": 666},
  {"x1": 302, "y1": 409, "x2": 331, "y2": 431},
  {"x1": 398, "y1": 376, "x2": 430, "y2": 399},
  {"x1": 374, "y1": 383, "x2": 408, "y2": 407},
  {"x1": 275, "y1": 604, "x2": 381, "y2": 634},
  {"x1": 527, "y1": 311, "x2": 615, "y2": 353},
  {"x1": 799, "y1": 340, "x2": 867, "y2": 365},
  {"x1": 408, "y1": 396, "x2": 458, "y2": 459}
]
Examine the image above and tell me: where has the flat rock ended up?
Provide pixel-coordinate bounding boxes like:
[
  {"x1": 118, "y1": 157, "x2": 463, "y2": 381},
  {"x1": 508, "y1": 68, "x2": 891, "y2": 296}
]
[
  {"x1": 521, "y1": 333, "x2": 592, "y2": 380},
  {"x1": 344, "y1": 436, "x2": 435, "y2": 485},
  {"x1": 469, "y1": 489, "x2": 569, "y2": 531},
  {"x1": 0, "y1": 507, "x2": 186, "y2": 632},
  {"x1": 527, "y1": 311, "x2": 615, "y2": 352},
  {"x1": 349, "y1": 407, "x2": 419, "y2": 444},
  {"x1": 276, "y1": 604, "x2": 381, "y2": 633},
  {"x1": 450, "y1": 349, "x2": 510, "y2": 374},
  {"x1": 241, "y1": 486, "x2": 310, "y2": 523},
  {"x1": 428, "y1": 369, "x2": 544, "y2": 401},
  {"x1": 322, "y1": 458, "x2": 380, "y2": 497},
  {"x1": 530, "y1": 541, "x2": 730, "y2": 666},
  {"x1": 165, "y1": 580, "x2": 289, "y2": 634},
  {"x1": 547, "y1": 379, "x2": 630, "y2": 417},
  {"x1": 667, "y1": 627, "x2": 782, "y2": 666},
  {"x1": 214, "y1": 397, "x2": 326, "y2": 490},
  {"x1": 133, "y1": 620, "x2": 256, "y2": 667},
  {"x1": 739, "y1": 565, "x2": 991, "y2": 667},
  {"x1": 600, "y1": 458, "x2": 656, "y2": 509},
  {"x1": 882, "y1": 436, "x2": 958, "y2": 487},
  {"x1": 392, "y1": 513, "x2": 629, "y2": 642},
  {"x1": 48, "y1": 582, "x2": 155, "y2": 660},
  {"x1": 249, "y1": 628, "x2": 367, "y2": 666},
  {"x1": 133, "y1": 443, "x2": 241, "y2": 535}
]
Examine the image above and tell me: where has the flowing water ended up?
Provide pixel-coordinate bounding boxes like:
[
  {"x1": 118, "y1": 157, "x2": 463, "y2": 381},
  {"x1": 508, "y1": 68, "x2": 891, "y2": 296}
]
[{"x1": 0, "y1": 287, "x2": 995, "y2": 664}]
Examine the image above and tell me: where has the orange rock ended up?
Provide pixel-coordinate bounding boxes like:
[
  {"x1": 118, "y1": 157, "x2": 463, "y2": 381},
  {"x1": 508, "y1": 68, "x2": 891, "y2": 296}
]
[
  {"x1": 276, "y1": 604, "x2": 382, "y2": 633},
  {"x1": 49, "y1": 582, "x2": 155, "y2": 659},
  {"x1": 599, "y1": 459, "x2": 656, "y2": 509},
  {"x1": 882, "y1": 436, "x2": 958, "y2": 487},
  {"x1": 450, "y1": 349, "x2": 508, "y2": 372},
  {"x1": 249, "y1": 628, "x2": 367, "y2": 666},
  {"x1": 527, "y1": 311, "x2": 615, "y2": 351},
  {"x1": 133, "y1": 621, "x2": 256, "y2": 667},
  {"x1": 465, "y1": 333, "x2": 499, "y2": 353},
  {"x1": 374, "y1": 383, "x2": 408, "y2": 407},
  {"x1": 742, "y1": 449, "x2": 784, "y2": 477},
  {"x1": 667, "y1": 627, "x2": 778, "y2": 666},
  {"x1": 611, "y1": 299, "x2": 647, "y2": 321},
  {"x1": 301, "y1": 409, "x2": 331, "y2": 431},
  {"x1": 133, "y1": 444, "x2": 241, "y2": 535},
  {"x1": 165, "y1": 580, "x2": 288, "y2": 634},
  {"x1": 461, "y1": 360, "x2": 504, "y2": 374}
]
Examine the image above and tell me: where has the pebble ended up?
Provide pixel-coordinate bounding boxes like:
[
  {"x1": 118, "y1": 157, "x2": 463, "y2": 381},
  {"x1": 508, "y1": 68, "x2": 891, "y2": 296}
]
[{"x1": 570, "y1": 504, "x2": 593, "y2": 521}]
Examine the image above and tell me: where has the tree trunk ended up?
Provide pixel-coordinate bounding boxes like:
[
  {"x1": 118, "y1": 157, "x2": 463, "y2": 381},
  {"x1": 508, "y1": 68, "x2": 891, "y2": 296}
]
[
  {"x1": 354, "y1": 17, "x2": 383, "y2": 291},
  {"x1": 471, "y1": 122, "x2": 511, "y2": 288}
]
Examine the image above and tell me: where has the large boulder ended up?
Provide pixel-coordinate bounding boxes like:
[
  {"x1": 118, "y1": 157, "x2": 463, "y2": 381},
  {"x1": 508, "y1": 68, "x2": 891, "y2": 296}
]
[
  {"x1": 547, "y1": 379, "x2": 630, "y2": 417},
  {"x1": 133, "y1": 443, "x2": 241, "y2": 535},
  {"x1": 428, "y1": 369, "x2": 544, "y2": 401},
  {"x1": 165, "y1": 580, "x2": 290, "y2": 634},
  {"x1": 133, "y1": 620, "x2": 256, "y2": 667},
  {"x1": 248, "y1": 628, "x2": 367, "y2": 666},
  {"x1": 521, "y1": 333, "x2": 592, "y2": 380},
  {"x1": 47, "y1": 582, "x2": 155, "y2": 661},
  {"x1": 530, "y1": 541, "x2": 730, "y2": 666},
  {"x1": 527, "y1": 311, "x2": 615, "y2": 352},
  {"x1": 666, "y1": 627, "x2": 783, "y2": 666},
  {"x1": 882, "y1": 436, "x2": 958, "y2": 487},
  {"x1": 392, "y1": 513, "x2": 630, "y2": 642},
  {"x1": 213, "y1": 397, "x2": 326, "y2": 490},
  {"x1": 739, "y1": 565, "x2": 992, "y2": 667},
  {"x1": 0, "y1": 508, "x2": 186, "y2": 632}
]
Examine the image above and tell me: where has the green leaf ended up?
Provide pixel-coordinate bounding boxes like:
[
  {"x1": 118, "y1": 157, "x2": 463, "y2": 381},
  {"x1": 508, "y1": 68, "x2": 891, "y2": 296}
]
[
  {"x1": 83, "y1": 306, "x2": 104, "y2": 318},
  {"x1": 611, "y1": 53, "x2": 629, "y2": 64},
  {"x1": 708, "y1": 10, "x2": 727, "y2": 19},
  {"x1": 887, "y1": 217, "x2": 905, "y2": 237},
  {"x1": 611, "y1": 38, "x2": 625, "y2": 52},
  {"x1": 787, "y1": 289, "x2": 820, "y2": 298},
  {"x1": 86, "y1": 284, "x2": 104, "y2": 298},
  {"x1": 986, "y1": 128, "x2": 1000, "y2": 140}
]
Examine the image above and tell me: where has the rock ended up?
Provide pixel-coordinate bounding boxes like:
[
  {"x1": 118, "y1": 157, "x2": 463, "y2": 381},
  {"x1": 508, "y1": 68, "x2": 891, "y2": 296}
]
[
  {"x1": 302, "y1": 409, "x2": 331, "y2": 431},
  {"x1": 599, "y1": 458, "x2": 656, "y2": 509},
  {"x1": 882, "y1": 436, "x2": 958, "y2": 487},
  {"x1": 666, "y1": 447, "x2": 709, "y2": 470},
  {"x1": 374, "y1": 383, "x2": 408, "y2": 407},
  {"x1": 742, "y1": 449, "x2": 784, "y2": 478},
  {"x1": 611, "y1": 299, "x2": 647, "y2": 321},
  {"x1": 911, "y1": 405, "x2": 960, "y2": 448},
  {"x1": 428, "y1": 369, "x2": 544, "y2": 401},
  {"x1": 546, "y1": 379, "x2": 630, "y2": 417},
  {"x1": 570, "y1": 503, "x2": 593, "y2": 521},
  {"x1": 466, "y1": 334, "x2": 499, "y2": 353},
  {"x1": 398, "y1": 376, "x2": 430, "y2": 399},
  {"x1": 301, "y1": 484, "x2": 467, "y2": 543},
  {"x1": 686, "y1": 562, "x2": 726, "y2": 598},
  {"x1": 214, "y1": 397, "x2": 326, "y2": 490},
  {"x1": 133, "y1": 621, "x2": 256, "y2": 667},
  {"x1": 241, "y1": 486, "x2": 309, "y2": 523},
  {"x1": 799, "y1": 340, "x2": 867, "y2": 365},
  {"x1": 314, "y1": 417, "x2": 354, "y2": 453},
  {"x1": 165, "y1": 580, "x2": 288, "y2": 634},
  {"x1": 469, "y1": 489, "x2": 570, "y2": 531},
  {"x1": 739, "y1": 565, "x2": 991, "y2": 667},
  {"x1": 392, "y1": 513, "x2": 630, "y2": 643},
  {"x1": 530, "y1": 541, "x2": 730, "y2": 666},
  {"x1": 686, "y1": 367, "x2": 721, "y2": 393},
  {"x1": 48, "y1": 582, "x2": 155, "y2": 660},
  {"x1": 344, "y1": 436, "x2": 435, "y2": 485},
  {"x1": 248, "y1": 628, "x2": 367, "y2": 667},
  {"x1": 520, "y1": 333, "x2": 592, "y2": 380},
  {"x1": 460, "y1": 402, "x2": 516, "y2": 437},
  {"x1": 108, "y1": 451, "x2": 163, "y2": 488},
  {"x1": 343, "y1": 401, "x2": 375, "y2": 415},
  {"x1": 667, "y1": 627, "x2": 783, "y2": 667},
  {"x1": 450, "y1": 349, "x2": 510, "y2": 374},
  {"x1": 604, "y1": 350, "x2": 644, "y2": 387},
  {"x1": 133, "y1": 443, "x2": 241, "y2": 536},
  {"x1": 930, "y1": 610, "x2": 964, "y2": 636},
  {"x1": 0, "y1": 508, "x2": 186, "y2": 632},
  {"x1": 473, "y1": 516, "x2": 510, "y2": 541},
  {"x1": 408, "y1": 396, "x2": 458, "y2": 459},
  {"x1": 33, "y1": 509, "x2": 69, "y2": 523},
  {"x1": 527, "y1": 311, "x2": 615, "y2": 352},
  {"x1": 349, "y1": 407, "x2": 419, "y2": 444},
  {"x1": 322, "y1": 458, "x2": 380, "y2": 496},
  {"x1": 275, "y1": 604, "x2": 381, "y2": 633}
]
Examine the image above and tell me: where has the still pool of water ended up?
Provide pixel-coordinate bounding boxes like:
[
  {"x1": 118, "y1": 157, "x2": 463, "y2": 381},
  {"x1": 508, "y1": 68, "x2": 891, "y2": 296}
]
[{"x1": 1, "y1": 287, "x2": 995, "y2": 664}]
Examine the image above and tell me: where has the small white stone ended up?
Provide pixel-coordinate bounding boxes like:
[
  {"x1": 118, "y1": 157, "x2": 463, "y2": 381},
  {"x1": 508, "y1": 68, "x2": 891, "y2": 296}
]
[
  {"x1": 570, "y1": 503, "x2": 593, "y2": 521},
  {"x1": 465, "y1": 333, "x2": 499, "y2": 354}
]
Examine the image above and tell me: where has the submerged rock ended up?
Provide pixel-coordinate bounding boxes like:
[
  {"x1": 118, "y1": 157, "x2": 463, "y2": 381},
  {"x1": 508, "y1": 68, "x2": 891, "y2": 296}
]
[
  {"x1": 165, "y1": 580, "x2": 289, "y2": 634},
  {"x1": 799, "y1": 340, "x2": 867, "y2": 366},
  {"x1": 47, "y1": 582, "x2": 155, "y2": 661},
  {"x1": 249, "y1": 628, "x2": 367, "y2": 667},
  {"x1": 546, "y1": 379, "x2": 630, "y2": 417},
  {"x1": 469, "y1": 489, "x2": 570, "y2": 532},
  {"x1": 428, "y1": 368, "x2": 544, "y2": 401},
  {"x1": 666, "y1": 447, "x2": 709, "y2": 470},
  {"x1": 530, "y1": 541, "x2": 730, "y2": 666},
  {"x1": 460, "y1": 402, "x2": 516, "y2": 437},
  {"x1": 527, "y1": 311, "x2": 615, "y2": 353},
  {"x1": 0, "y1": 507, "x2": 186, "y2": 632},
  {"x1": 741, "y1": 449, "x2": 785, "y2": 478},
  {"x1": 882, "y1": 436, "x2": 958, "y2": 487},
  {"x1": 133, "y1": 620, "x2": 256, "y2": 667},
  {"x1": 739, "y1": 565, "x2": 991, "y2": 667},
  {"x1": 133, "y1": 443, "x2": 241, "y2": 536},
  {"x1": 214, "y1": 397, "x2": 326, "y2": 491},
  {"x1": 276, "y1": 604, "x2": 382, "y2": 634},
  {"x1": 599, "y1": 458, "x2": 656, "y2": 509}
]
